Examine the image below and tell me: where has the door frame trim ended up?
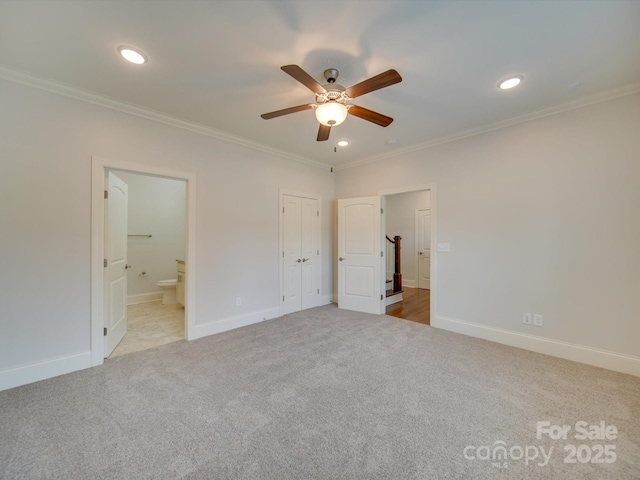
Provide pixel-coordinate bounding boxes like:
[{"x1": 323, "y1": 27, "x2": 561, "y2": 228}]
[
  {"x1": 91, "y1": 156, "x2": 197, "y2": 366},
  {"x1": 378, "y1": 184, "x2": 436, "y2": 320},
  {"x1": 279, "y1": 189, "x2": 322, "y2": 317}
]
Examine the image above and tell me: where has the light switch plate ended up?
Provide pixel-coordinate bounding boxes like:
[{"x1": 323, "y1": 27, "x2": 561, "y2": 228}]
[{"x1": 437, "y1": 243, "x2": 451, "y2": 252}]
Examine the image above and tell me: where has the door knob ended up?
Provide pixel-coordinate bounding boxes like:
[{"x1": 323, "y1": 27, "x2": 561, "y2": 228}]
[
  {"x1": 296, "y1": 259, "x2": 302, "y2": 263},
  {"x1": 302, "y1": 258, "x2": 309, "y2": 262},
  {"x1": 339, "y1": 257, "x2": 344, "y2": 261},
  {"x1": 418, "y1": 252, "x2": 423, "y2": 255},
  {"x1": 125, "y1": 264, "x2": 132, "y2": 269}
]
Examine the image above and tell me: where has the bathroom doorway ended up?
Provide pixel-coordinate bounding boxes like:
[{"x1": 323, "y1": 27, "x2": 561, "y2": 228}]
[
  {"x1": 107, "y1": 170, "x2": 187, "y2": 358},
  {"x1": 90, "y1": 156, "x2": 196, "y2": 367}
]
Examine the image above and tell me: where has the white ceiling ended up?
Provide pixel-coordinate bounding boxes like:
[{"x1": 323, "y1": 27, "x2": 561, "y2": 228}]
[{"x1": 1, "y1": 0, "x2": 639, "y2": 167}]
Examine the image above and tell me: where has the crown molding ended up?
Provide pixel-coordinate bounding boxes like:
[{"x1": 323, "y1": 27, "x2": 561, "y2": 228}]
[
  {"x1": 335, "y1": 82, "x2": 640, "y2": 171},
  {"x1": 0, "y1": 64, "x2": 329, "y2": 171},
  {"x1": 3, "y1": 64, "x2": 638, "y2": 174}
]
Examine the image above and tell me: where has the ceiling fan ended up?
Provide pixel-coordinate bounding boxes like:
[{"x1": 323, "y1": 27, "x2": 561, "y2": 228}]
[{"x1": 260, "y1": 65, "x2": 402, "y2": 141}]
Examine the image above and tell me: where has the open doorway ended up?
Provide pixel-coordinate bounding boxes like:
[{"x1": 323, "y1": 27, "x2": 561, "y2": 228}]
[
  {"x1": 107, "y1": 170, "x2": 187, "y2": 358},
  {"x1": 381, "y1": 187, "x2": 432, "y2": 325},
  {"x1": 90, "y1": 156, "x2": 196, "y2": 367}
]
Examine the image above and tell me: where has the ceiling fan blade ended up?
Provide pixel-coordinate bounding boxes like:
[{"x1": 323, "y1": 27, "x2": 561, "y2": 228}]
[
  {"x1": 348, "y1": 105, "x2": 394, "y2": 127},
  {"x1": 345, "y1": 69, "x2": 402, "y2": 99},
  {"x1": 281, "y1": 65, "x2": 327, "y2": 94},
  {"x1": 261, "y1": 104, "x2": 313, "y2": 120},
  {"x1": 317, "y1": 124, "x2": 331, "y2": 141}
]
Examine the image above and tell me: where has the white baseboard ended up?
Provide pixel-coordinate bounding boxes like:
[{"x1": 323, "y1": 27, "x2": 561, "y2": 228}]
[
  {"x1": 321, "y1": 295, "x2": 333, "y2": 306},
  {"x1": 193, "y1": 307, "x2": 280, "y2": 340},
  {"x1": 403, "y1": 279, "x2": 416, "y2": 288},
  {"x1": 0, "y1": 351, "x2": 92, "y2": 392},
  {"x1": 127, "y1": 292, "x2": 162, "y2": 305},
  {"x1": 434, "y1": 315, "x2": 640, "y2": 377}
]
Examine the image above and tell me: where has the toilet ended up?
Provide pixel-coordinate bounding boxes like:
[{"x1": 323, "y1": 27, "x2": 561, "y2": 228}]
[{"x1": 157, "y1": 279, "x2": 177, "y2": 305}]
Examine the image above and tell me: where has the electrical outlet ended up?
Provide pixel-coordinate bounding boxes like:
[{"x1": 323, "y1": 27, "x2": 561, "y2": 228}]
[
  {"x1": 523, "y1": 312, "x2": 532, "y2": 325},
  {"x1": 534, "y1": 314, "x2": 543, "y2": 327},
  {"x1": 236, "y1": 297, "x2": 242, "y2": 307}
]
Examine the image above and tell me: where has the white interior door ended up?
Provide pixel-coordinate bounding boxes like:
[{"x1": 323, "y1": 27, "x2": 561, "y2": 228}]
[
  {"x1": 416, "y1": 208, "x2": 431, "y2": 290},
  {"x1": 300, "y1": 197, "x2": 319, "y2": 310},
  {"x1": 338, "y1": 196, "x2": 385, "y2": 314},
  {"x1": 282, "y1": 195, "x2": 302, "y2": 315},
  {"x1": 104, "y1": 171, "x2": 128, "y2": 357},
  {"x1": 282, "y1": 193, "x2": 320, "y2": 315}
]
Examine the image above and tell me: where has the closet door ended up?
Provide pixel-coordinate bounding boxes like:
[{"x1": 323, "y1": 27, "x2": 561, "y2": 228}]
[
  {"x1": 300, "y1": 197, "x2": 319, "y2": 310},
  {"x1": 282, "y1": 195, "x2": 302, "y2": 315},
  {"x1": 281, "y1": 193, "x2": 321, "y2": 315}
]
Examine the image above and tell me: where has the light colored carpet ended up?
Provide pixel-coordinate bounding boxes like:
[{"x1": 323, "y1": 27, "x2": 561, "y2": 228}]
[{"x1": 1, "y1": 305, "x2": 638, "y2": 479}]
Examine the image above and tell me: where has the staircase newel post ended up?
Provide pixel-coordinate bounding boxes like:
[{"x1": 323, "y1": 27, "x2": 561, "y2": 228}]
[{"x1": 393, "y1": 235, "x2": 402, "y2": 293}]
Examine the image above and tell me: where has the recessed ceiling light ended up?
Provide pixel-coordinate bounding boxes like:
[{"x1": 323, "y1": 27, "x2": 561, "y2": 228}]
[
  {"x1": 336, "y1": 140, "x2": 349, "y2": 147},
  {"x1": 498, "y1": 75, "x2": 523, "y2": 90},
  {"x1": 118, "y1": 46, "x2": 147, "y2": 65}
]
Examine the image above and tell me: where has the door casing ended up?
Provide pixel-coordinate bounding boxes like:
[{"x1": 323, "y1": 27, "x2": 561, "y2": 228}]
[{"x1": 91, "y1": 156, "x2": 196, "y2": 366}]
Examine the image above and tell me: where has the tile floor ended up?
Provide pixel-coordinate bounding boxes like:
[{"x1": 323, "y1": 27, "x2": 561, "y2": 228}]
[{"x1": 109, "y1": 300, "x2": 185, "y2": 358}]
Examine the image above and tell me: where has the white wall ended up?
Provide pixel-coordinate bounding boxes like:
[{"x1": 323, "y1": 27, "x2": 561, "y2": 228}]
[
  {"x1": 2, "y1": 74, "x2": 639, "y2": 385},
  {"x1": 115, "y1": 171, "x2": 186, "y2": 300},
  {"x1": 336, "y1": 93, "x2": 640, "y2": 374},
  {"x1": 385, "y1": 190, "x2": 430, "y2": 287},
  {"x1": 0, "y1": 78, "x2": 334, "y2": 387}
]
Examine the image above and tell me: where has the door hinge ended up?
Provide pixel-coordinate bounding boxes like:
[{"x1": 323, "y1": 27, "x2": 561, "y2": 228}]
[
  {"x1": 317, "y1": 211, "x2": 319, "y2": 217},
  {"x1": 283, "y1": 207, "x2": 284, "y2": 213},
  {"x1": 104, "y1": 190, "x2": 108, "y2": 199},
  {"x1": 317, "y1": 289, "x2": 319, "y2": 294},
  {"x1": 317, "y1": 249, "x2": 319, "y2": 255},
  {"x1": 380, "y1": 251, "x2": 384, "y2": 257},
  {"x1": 283, "y1": 296, "x2": 285, "y2": 302},
  {"x1": 103, "y1": 327, "x2": 107, "y2": 336},
  {"x1": 104, "y1": 259, "x2": 108, "y2": 267},
  {"x1": 380, "y1": 294, "x2": 384, "y2": 301},
  {"x1": 282, "y1": 251, "x2": 284, "y2": 258},
  {"x1": 381, "y1": 208, "x2": 383, "y2": 214}
]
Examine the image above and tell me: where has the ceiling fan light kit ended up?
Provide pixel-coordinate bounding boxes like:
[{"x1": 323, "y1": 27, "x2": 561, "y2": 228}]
[
  {"x1": 315, "y1": 101, "x2": 348, "y2": 126},
  {"x1": 261, "y1": 64, "x2": 402, "y2": 142}
]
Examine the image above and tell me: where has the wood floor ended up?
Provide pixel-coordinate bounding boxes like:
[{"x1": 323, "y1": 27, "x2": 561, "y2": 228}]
[{"x1": 386, "y1": 287, "x2": 430, "y2": 325}]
